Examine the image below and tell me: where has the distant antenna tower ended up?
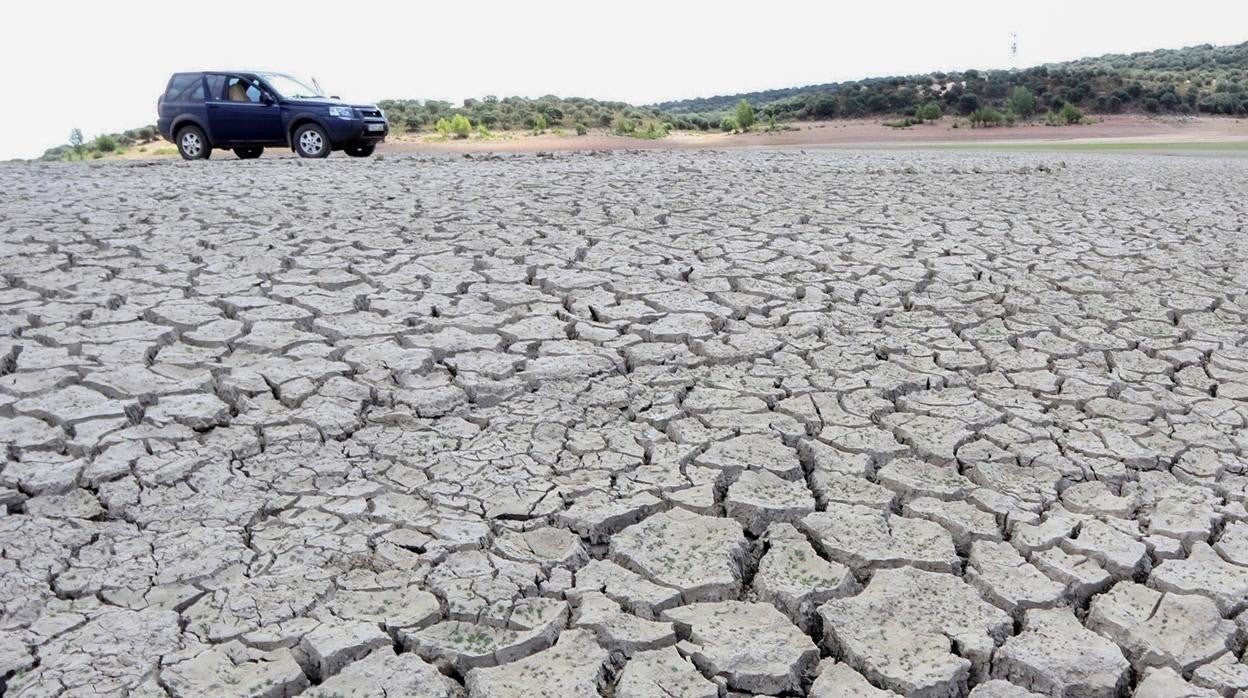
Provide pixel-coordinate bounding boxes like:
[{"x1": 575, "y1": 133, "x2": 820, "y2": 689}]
[{"x1": 1009, "y1": 32, "x2": 1019, "y2": 67}]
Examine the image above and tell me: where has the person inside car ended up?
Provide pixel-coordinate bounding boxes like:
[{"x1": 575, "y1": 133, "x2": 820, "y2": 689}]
[{"x1": 228, "y1": 80, "x2": 250, "y2": 102}]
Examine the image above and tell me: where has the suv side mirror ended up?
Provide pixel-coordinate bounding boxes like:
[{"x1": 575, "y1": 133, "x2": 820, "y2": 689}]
[{"x1": 261, "y1": 93, "x2": 275, "y2": 105}]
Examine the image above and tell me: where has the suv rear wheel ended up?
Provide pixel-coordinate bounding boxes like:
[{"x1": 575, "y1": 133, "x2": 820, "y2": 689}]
[
  {"x1": 344, "y1": 144, "x2": 375, "y2": 158},
  {"x1": 177, "y1": 125, "x2": 210, "y2": 160},
  {"x1": 293, "y1": 124, "x2": 330, "y2": 158},
  {"x1": 234, "y1": 147, "x2": 264, "y2": 160}
]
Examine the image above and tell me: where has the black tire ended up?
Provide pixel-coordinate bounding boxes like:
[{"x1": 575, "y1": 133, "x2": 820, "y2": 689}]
[
  {"x1": 344, "y1": 144, "x2": 375, "y2": 158},
  {"x1": 293, "y1": 123, "x2": 331, "y2": 158},
  {"x1": 234, "y1": 147, "x2": 264, "y2": 160},
  {"x1": 176, "y1": 125, "x2": 210, "y2": 160}
]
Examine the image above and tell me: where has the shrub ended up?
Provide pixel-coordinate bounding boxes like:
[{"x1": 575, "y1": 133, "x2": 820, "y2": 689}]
[
  {"x1": 533, "y1": 113, "x2": 547, "y2": 133},
  {"x1": 403, "y1": 115, "x2": 425, "y2": 132},
  {"x1": 575, "y1": 123, "x2": 588, "y2": 136},
  {"x1": 1007, "y1": 86, "x2": 1036, "y2": 118},
  {"x1": 476, "y1": 124, "x2": 493, "y2": 139},
  {"x1": 917, "y1": 101, "x2": 942, "y2": 121},
  {"x1": 450, "y1": 114, "x2": 471, "y2": 138},
  {"x1": 1059, "y1": 102, "x2": 1084, "y2": 124},
  {"x1": 720, "y1": 115, "x2": 738, "y2": 132},
  {"x1": 734, "y1": 99, "x2": 755, "y2": 131},
  {"x1": 435, "y1": 118, "x2": 452, "y2": 136},
  {"x1": 958, "y1": 93, "x2": 980, "y2": 114},
  {"x1": 968, "y1": 107, "x2": 1004, "y2": 127},
  {"x1": 1143, "y1": 97, "x2": 1161, "y2": 113},
  {"x1": 638, "y1": 121, "x2": 667, "y2": 140},
  {"x1": 614, "y1": 115, "x2": 637, "y2": 135},
  {"x1": 93, "y1": 134, "x2": 118, "y2": 152},
  {"x1": 613, "y1": 116, "x2": 667, "y2": 139}
]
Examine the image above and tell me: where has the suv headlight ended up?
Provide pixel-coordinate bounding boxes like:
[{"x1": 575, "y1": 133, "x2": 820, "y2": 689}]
[{"x1": 327, "y1": 106, "x2": 355, "y2": 119}]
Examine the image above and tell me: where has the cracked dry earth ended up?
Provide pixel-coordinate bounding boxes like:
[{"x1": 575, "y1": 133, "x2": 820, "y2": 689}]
[{"x1": 1, "y1": 149, "x2": 1247, "y2": 698}]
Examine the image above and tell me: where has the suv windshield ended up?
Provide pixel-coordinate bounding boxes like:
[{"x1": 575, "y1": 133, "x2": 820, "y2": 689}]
[{"x1": 259, "y1": 73, "x2": 322, "y2": 100}]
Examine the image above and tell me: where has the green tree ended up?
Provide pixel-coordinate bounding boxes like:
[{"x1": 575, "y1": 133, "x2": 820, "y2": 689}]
[
  {"x1": 734, "y1": 99, "x2": 755, "y2": 131},
  {"x1": 810, "y1": 94, "x2": 838, "y2": 118},
  {"x1": 450, "y1": 114, "x2": 472, "y2": 138},
  {"x1": 957, "y1": 93, "x2": 980, "y2": 114},
  {"x1": 69, "y1": 128, "x2": 85, "y2": 160},
  {"x1": 93, "y1": 134, "x2": 118, "y2": 153},
  {"x1": 435, "y1": 118, "x2": 452, "y2": 136},
  {"x1": 719, "y1": 115, "x2": 738, "y2": 132},
  {"x1": 1007, "y1": 86, "x2": 1036, "y2": 118},
  {"x1": 533, "y1": 113, "x2": 547, "y2": 132}
]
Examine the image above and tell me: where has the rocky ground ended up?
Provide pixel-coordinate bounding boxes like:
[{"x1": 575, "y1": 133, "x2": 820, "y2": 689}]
[{"x1": 0, "y1": 149, "x2": 1246, "y2": 697}]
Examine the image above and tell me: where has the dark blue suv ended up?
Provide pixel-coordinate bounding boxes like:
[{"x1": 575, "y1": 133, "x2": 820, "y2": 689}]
[{"x1": 157, "y1": 71, "x2": 388, "y2": 160}]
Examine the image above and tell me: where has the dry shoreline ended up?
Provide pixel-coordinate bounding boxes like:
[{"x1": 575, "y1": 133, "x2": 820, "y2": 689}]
[
  {"x1": 380, "y1": 114, "x2": 1248, "y2": 155},
  {"x1": 86, "y1": 114, "x2": 1248, "y2": 162}
]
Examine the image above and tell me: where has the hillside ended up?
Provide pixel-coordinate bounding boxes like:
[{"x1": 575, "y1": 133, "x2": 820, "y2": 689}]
[{"x1": 655, "y1": 41, "x2": 1248, "y2": 120}]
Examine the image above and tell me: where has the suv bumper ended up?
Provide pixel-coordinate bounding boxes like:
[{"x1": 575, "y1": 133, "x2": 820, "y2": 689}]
[
  {"x1": 327, "y1": 119, "x2": 388, "y2": 146},
  {"x1": 157, "y1": 117, "x2": 173, "y2": 142}
]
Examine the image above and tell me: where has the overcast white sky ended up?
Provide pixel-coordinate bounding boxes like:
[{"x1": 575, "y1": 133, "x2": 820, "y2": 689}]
[{"x1": 1, "y1": 0, "x2": 1245, "y2": 159}]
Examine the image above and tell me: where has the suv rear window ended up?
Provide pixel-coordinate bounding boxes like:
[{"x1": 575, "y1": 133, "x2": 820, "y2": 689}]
[
  {"x1": 182, "y1": 81, "x2": 206, "y2": 101},
  {"x1": 165, "y1": 74, "x2": 197, "y2": 100},
  {"x1": 165, "y1": 74, "x2": 206, "y2": 102}
]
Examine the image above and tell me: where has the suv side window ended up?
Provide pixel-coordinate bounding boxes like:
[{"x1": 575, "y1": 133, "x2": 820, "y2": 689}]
[
  {"x1": 205, "y1": 75, "x2": 226, "y2": 101},
  {"x1": 226, "y1": 77, "x2": 265, "y2": 103}
]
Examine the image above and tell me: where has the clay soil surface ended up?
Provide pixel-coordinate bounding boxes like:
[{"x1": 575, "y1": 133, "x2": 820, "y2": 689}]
[{"x1": 4, "y1": 149, "x2": 1248, "y2": 696}]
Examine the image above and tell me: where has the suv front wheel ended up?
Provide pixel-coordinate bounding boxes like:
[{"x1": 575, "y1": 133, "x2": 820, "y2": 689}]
[
  {"x1": 177, "y1": 125, "x2": 211, "y2": 160},
  {"x1": 293, "y1": 124, "x2": 330, "y2": 158}
]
